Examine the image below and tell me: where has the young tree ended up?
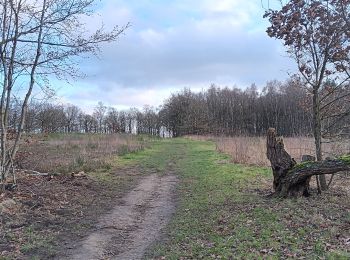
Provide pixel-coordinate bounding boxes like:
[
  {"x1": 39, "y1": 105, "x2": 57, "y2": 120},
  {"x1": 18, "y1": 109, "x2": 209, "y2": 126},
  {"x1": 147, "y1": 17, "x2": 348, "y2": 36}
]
[
  {"x1": 0, "y1": 0, "x2": 128, "y2": 189},
  {"x1": 93, "y1": 101, "x2": 107, "y2": 133},
  {"x1": 65, "y1": 104, "x2": 81, "y2": 133},
  {"x1": 264, "y1": 0, "x2": 350, "y2": 190},
  {"x1": 105, "y1": 107, "x2": 120, "y2": 133}
]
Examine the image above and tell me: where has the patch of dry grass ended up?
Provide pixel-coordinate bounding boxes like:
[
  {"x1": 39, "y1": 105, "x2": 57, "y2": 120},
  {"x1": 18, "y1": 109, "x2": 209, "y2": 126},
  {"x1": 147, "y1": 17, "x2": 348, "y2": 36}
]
[
  {"x1": 16, "y1": 133, "x2": 146, "y2": 174},
  {"x1": 187, "y1": 135, "x2": 350, "y2": 166}
]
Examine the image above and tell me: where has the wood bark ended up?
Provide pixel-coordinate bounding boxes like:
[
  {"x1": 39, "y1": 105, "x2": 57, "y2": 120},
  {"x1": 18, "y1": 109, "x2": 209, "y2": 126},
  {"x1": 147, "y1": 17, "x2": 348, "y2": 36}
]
[
  {"x1": 266, "y1": 128, "x2": 350, "y2": 197},
  {"x1": 313, "y1": 89, "x2": 328, "y2": 190}
]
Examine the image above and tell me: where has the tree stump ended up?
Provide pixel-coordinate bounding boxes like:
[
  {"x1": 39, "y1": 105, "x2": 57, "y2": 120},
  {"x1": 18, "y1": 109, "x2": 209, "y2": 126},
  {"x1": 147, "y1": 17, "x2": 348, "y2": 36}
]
[{"x1": 266, "y1": 128, "x2": 350, "y2": 197}]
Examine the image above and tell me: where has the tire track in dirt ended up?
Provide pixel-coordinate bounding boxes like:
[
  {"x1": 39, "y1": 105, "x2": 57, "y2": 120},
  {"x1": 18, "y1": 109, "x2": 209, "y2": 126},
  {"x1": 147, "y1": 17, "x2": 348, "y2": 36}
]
[{"x1": 62, "y1": 172, "x2": 178, "y2": 260}]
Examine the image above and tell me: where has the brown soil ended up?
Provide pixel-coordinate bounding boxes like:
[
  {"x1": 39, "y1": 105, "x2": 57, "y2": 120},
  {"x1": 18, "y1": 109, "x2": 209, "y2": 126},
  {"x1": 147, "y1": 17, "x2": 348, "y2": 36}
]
[{"x1": 60, "y1": 173, "x2": 178, "y2": 260}]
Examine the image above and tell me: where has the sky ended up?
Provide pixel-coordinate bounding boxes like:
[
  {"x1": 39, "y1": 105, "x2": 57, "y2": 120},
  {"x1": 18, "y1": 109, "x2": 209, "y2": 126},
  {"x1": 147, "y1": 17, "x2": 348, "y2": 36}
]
[{"x1": 54, "y1": 0, "x2": 296, "y2": 112}]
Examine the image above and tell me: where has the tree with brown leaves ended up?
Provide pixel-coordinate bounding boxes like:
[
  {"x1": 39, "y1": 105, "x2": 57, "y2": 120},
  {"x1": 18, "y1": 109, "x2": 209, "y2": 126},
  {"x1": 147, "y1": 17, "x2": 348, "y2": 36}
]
[{"x1": 264, "y1": 0, "x2": 350, "y2": 191}]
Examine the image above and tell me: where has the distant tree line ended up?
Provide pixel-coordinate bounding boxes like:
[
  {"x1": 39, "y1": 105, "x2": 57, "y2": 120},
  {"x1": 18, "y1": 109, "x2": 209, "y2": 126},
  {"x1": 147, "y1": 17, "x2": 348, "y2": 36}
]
[
  {"x1": 161, "y1": 79, "x2": 350, "y2": 138},
  {"x1": 7, "y1": 77, "x2": 350, "y2": 138},
  {"x1": 7, "y1": 101, "x2": 161, "y2": 136},
  {"x1": 160, "y1": 80, "x2": 312, "y2": 137}
]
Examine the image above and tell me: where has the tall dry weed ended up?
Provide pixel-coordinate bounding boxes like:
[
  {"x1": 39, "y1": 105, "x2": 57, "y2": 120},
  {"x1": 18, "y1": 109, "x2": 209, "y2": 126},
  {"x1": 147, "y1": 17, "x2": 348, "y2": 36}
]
[
  {"x1": 187, "y1": 135, "x2": 350, "y2": 166},
  {"x1": 18, "y1": 134, "x2": 146, "y2": 173}
]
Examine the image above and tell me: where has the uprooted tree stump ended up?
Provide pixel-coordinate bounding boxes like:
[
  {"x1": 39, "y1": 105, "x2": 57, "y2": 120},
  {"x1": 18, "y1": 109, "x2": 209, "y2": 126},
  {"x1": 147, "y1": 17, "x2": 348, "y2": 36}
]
[{"x1": 266, "y1": 128, "x2": 350, "y2": 197}]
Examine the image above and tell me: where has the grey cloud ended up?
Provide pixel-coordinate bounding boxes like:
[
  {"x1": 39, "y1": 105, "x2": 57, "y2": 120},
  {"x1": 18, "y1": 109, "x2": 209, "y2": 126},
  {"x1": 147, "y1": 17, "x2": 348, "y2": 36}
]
[
  {"x1": 62, "y1": 1, "x2": 297, "y2": 109},
  {"x1": 81, "y1": 23, "x2": 295, "y2": 91}
]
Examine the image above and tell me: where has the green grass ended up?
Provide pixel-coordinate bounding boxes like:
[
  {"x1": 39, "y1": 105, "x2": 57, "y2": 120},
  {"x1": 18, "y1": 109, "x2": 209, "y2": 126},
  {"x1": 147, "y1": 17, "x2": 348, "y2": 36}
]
[
  {"x1": 121, "y1": 138, "x2": 349, "y2": 259},
  {"x1": 148, "y1": 140, "x2": 277, "y2": 259},
  {"x1": 20, "y1": 226, "x2": 55, "y2": 258},
  {"x1": 117, "y1": 138, "x2": 186, "y2": 174}
]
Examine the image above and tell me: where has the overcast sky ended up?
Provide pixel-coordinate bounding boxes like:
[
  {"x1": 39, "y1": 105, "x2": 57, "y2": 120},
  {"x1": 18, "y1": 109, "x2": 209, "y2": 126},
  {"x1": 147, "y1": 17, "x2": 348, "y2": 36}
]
[{"x1": 55, "y1": 0, "x2": 296, "y2": 112}]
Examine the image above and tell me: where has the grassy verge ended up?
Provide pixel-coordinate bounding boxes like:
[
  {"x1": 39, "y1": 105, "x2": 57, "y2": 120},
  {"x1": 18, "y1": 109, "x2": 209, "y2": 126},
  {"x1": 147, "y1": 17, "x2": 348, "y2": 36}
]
[{"x1": 146, "y1": 139, "x2": 350, "y2": 259}]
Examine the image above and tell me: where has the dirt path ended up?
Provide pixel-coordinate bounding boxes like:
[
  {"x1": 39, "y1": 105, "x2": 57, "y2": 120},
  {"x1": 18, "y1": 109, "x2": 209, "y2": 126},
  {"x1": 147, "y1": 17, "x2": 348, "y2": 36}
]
[{"x1": 61, "y1": 173, "x2": 178, "y2": 260}]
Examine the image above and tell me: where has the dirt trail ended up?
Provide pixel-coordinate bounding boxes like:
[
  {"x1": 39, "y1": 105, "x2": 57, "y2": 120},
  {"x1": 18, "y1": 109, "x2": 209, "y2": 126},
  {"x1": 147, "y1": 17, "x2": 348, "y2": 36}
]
[{"x1": 62, "y1": 173, "x2": 178, "y2": 260}]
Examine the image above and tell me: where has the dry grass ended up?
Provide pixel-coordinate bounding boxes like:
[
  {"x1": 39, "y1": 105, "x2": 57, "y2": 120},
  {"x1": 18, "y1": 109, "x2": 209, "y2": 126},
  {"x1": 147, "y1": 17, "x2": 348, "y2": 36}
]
[
  {"x1": 187, "y1": 135, "x2": 350, "y2": 166},
  {"x1": 16, "y1": 133, "x2": 146, "y2": 174}
]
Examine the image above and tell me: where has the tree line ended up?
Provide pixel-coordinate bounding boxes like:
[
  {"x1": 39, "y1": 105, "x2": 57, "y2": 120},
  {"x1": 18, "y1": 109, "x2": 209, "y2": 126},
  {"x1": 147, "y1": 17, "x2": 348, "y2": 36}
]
[
  {"x1": 161, "y1": 79, "x2": 314, "y2": 137},
  {"x1": 0, "y1": 78, "x2": 321, "y2": 137},
  {"x1": 8, "y1": 99, "x2": 157, "y2": 136},
  {"x1": 8, "y1": 76, "x2": 349, "y2": 139},
  {"x1": 7, "y1": 101, "x2": 159, "y2": 135},
  {"x1": 161, "y1": 79, "x2": 350, "y2": 138}
]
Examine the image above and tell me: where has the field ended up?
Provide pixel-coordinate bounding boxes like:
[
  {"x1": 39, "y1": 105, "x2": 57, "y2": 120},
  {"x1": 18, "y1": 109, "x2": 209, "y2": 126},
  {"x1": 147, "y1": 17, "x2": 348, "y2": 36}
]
[
  {"x1": 148, "y1": 139, "x2": 350, "y2": 259},
  {"x1": 188, "y1": 135, "x2": 350, "y2": 166},
  {"x1": 17, "y1": 133, "x2": 146, "y2": 174},
  {"x1": 0, "y1": 135, "x2": 349, "y2": 259}
]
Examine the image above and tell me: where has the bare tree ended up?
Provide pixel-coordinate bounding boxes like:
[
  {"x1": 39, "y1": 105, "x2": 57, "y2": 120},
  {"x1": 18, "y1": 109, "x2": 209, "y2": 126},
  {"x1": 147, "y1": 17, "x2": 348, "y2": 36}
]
[
  {"x1": 65, "y1": 104, "x2": 81, "y2": 133},
  {"x1": 36, "y1": 103, "x2": 65, "y2": 133},
  {"x1": 125, "y1": 108, "x2": 138, "y2": 134},
  {"x1": 0, "y1": 0, "x2": 129, "y2": 189},
  {"x1": 105, "y1": 107, "x2": 120, "y2": 133},
  {"x1": 93, "y1": 101, "x2": 107, "y2": 133}
]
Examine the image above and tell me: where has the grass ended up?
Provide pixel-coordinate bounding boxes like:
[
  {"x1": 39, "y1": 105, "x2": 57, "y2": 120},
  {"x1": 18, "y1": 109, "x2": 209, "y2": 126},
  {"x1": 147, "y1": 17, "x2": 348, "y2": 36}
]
[
  {"x1": 141, "y1": 138, "x2": 350, "y2": 259},
  {"x1": 188, "y1": 135, "x2": 350, "y2": 166},
  {"x1": 148, "y1": 140, "x2": 276, "y2": 259},
  {"x1": 2, "y1": 136, "x2": 349, "y2": 259},
  {"x1": 16, "y1": 133, "x2": 146, "y2": 174},
  {"x1": 20, "y1": 226, "x2": 55, "y2": 257},
  {"x1": 118, "y1": 138, "x2": 185, "y2": 174}
]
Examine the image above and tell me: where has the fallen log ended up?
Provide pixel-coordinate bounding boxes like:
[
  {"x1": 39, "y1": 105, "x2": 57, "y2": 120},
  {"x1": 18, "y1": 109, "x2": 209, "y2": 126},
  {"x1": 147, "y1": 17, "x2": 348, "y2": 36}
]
[
  {"x1": 266, "y1": 128, "x2": 350, "y2": 197},
  {"x1": 16, "y1": 169, "x2": 61, "y2": 177}
]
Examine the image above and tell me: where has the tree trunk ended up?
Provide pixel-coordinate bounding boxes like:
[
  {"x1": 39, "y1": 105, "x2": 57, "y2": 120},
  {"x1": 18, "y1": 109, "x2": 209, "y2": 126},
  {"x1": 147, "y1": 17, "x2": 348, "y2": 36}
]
[
  {"x1": 266, "y1": 128, "x2": 350, "y2": 197},
  {"x1": 312, "y1": 89, "x2": 327, "y2": 190}
]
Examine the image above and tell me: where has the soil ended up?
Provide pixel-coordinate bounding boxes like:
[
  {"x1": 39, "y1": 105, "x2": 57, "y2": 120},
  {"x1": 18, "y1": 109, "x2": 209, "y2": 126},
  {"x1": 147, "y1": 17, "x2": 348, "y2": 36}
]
[{"x1": 61, "y1": 173, "x2": 178, "y2": 260}]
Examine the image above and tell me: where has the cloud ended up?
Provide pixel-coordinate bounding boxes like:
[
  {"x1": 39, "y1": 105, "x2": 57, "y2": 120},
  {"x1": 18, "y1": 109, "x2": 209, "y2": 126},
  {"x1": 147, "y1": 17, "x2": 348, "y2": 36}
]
[
  {"x1": 57, "y1": 0, "x2": 296, "y2": 109},
  {"x1": 59, "y1": 82, "x2": 181, "y2": 112}
]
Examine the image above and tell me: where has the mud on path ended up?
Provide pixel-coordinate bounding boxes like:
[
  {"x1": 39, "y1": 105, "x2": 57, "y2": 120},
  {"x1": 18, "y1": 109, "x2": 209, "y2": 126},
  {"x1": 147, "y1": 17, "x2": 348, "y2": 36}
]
[{"x1": 61, "y1": 173, "x2": 178, "y2": 260}]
